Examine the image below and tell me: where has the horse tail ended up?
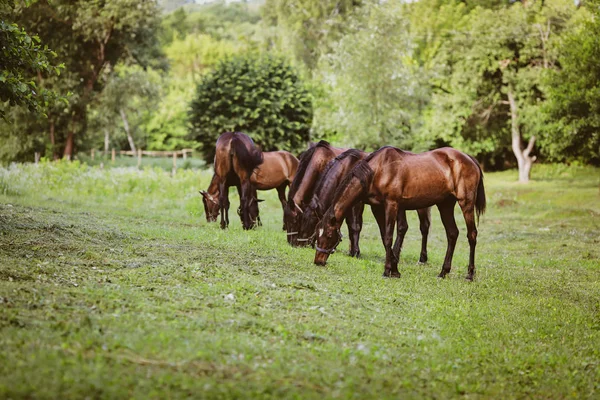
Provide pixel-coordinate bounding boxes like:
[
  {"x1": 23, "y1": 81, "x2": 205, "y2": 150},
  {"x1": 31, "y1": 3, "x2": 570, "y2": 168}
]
[
  {"x1": 468, "y1": 155, "x2": 487, "y2": 224},
  {"x1": 230, "y1": 133, "x2": 263, "y2": 177}
]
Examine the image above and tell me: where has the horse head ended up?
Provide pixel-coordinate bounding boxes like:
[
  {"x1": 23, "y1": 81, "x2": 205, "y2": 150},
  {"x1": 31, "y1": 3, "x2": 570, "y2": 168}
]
[
  {"x1": 298, "y1": 197, "x2": 321, "y2": 247},
  {"x1": 284, "y1": 200, "x2": 303, "y2": 246},
  {"x1": 313, "y1": 213, "x2": 342, "y2": 266},
  {"x1": 200, "y1": 190, "x2": 219, "y2": 222},
  {"x1": 239, "y1": 195, "x2": 263, "y2": 230}
]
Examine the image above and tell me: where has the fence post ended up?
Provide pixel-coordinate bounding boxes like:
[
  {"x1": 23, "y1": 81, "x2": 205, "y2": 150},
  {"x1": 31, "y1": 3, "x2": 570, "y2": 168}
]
[
  {"x1": 137, "y1": 148, "x2": 142, "y2": 168},
  {"x1": 172, "y1": 152, "x2": 177, "y2": 176},
  {"x1": 182, "y1": 150, "x2": 187, "y2": 161},
  {"x1": 91, "y1": 149, "x2": 95, "y2": 161},
  {"x1": 34, "y1": 152, "x2": 40, "y2": 165},
  {"x1": 111, "y1": 148, "x2": 116, "y2": 163}
]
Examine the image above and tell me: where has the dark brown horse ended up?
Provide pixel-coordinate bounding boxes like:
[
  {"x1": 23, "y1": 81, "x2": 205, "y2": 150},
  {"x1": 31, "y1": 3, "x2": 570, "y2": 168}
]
[
  {"x1": 201, "y1": 149, "x2": 299, "y2": 229},
  {"x1": 314, "y1": 146, "x2": 486, "y2": 281},
  {"x1": 296, "y1": 149, "x2": 367, "y2": 256},
  {"x1": 284, "y1": 140, "x2": 346, "y2": 246},
  {"x1": 298, "y1": 149, "x2": 433, "y2": 262},
  {"x1": 199, "y1": 132, "x2": 263, "y2": 230}
]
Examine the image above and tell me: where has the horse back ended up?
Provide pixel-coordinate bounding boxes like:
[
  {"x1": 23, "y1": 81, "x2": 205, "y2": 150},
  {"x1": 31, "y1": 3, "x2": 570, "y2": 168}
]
[{"x1": 291, "y1": 146, "x2": 340, "y2": 204}]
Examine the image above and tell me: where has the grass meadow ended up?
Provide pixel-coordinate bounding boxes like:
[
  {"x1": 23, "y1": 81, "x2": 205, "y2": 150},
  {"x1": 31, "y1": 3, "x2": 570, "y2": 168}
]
[{"x1": 0, "y1": 161, "x2": 599, "y2": 399}]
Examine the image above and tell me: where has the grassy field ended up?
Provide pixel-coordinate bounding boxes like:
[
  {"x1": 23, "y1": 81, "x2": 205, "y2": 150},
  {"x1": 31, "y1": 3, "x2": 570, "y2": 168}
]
[{"x1": 0, "y1": 161, "x2": 599, "y2": 399}]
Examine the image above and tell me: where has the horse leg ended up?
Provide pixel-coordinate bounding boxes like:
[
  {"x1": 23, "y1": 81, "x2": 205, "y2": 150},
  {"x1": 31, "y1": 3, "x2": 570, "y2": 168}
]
[
  {"x1": 219, "y1": 182, "x2": 230, "y2": 229},
  {"x1": 383, "y1": 201, "x2": 400, "y2": 278},
  {"x1": 240, "y1": 180, "x2": 253, "y2": 230},
  {"x1": 346, "y1": 202, "x2": 364, "y2": 258},
  {"x1": 417, "y1": 207, "x2": 431, "y2": 264},
  {"x1": 437, "y1": 198, "x2": 459, "y2": 278},
  {"x1": 392, "y1": 209, "x2": 408, "y2": 262},
  {"x1": 459, "y1": 199, "x2": 478, "y2": 281},
  {"x1": 276, "y1": 184, "x2": 288, "y2": 230},
  {"x1": 371, "y1": 205, "x2": 386, "y2": 247}
]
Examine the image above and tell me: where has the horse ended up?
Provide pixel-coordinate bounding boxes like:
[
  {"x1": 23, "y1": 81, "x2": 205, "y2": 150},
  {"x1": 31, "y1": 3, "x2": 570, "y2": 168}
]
[
  {"x1": 201, "y1": 150, "x2": 299, "y2": 229},
  {"x1": 296, "y1": 149, "x2": 367, "y2": 257},
  {"x1": 314, "y1": 146, "x2": 486, "y2": 281},
  {"x1": 284, "y1": 140, "x2": 346, "y2": 246},
  {"x1": 298, "y1": 149, "x2": 433, "y2": 262},
  {"x1": 199, "y1": 132, "x2": 263, "y2": 230}
]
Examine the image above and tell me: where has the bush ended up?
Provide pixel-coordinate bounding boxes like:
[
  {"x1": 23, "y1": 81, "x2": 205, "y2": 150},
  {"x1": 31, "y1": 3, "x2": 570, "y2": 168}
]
[{"x1": 189, "y1": 54, "x2": 313, "y2": 163}]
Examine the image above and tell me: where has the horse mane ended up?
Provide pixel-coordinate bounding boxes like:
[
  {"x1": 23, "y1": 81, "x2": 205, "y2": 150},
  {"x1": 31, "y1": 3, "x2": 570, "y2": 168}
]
[
  {"x1": 230, "y1": 132, "x2": 264, "y2": 175},
  {"x1": 288, "y1": 140, "x2": 331, "y2": 200},
  {"x1": 322, "y1": 155, "x2": 374, "y2": 224},
  {"x1": 312, "y1": 149, "x2": 364, "y2": 209}
]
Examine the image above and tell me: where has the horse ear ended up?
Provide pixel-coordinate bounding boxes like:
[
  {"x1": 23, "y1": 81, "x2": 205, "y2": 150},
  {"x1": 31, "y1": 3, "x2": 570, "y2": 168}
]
[{"x1": 257, "y1": 199, "x2": 265, "y2": 203}]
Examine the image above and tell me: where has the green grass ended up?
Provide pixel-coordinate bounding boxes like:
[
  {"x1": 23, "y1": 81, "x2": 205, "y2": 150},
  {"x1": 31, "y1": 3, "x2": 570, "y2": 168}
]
[{"x1": 0, "y1": 161, "x2": 599, "y2": 399}]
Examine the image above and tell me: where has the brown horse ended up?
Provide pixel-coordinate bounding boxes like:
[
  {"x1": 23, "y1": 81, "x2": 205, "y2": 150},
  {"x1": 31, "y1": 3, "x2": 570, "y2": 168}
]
[
  {"x1": 314, "y1": 146, "x2": 486, "y2": 281},
  {"x1": 284, "y1": 140, "x2": 346, "y2": 246},
  {"x1": 297, "y1": 149, "x2": 367, "y2": 256},
  {"x1": 199, "y1": 132, "x2": 263, "y2": 230},
  {"x1": 201, "y1": 149, "x2": 299, "y2": 229},
  {"x1": 298, "y1": 149, "x2": 433, "y2": 262}
]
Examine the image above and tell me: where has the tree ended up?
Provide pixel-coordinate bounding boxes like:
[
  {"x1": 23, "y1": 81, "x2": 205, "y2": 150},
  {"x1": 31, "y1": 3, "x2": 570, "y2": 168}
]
[
  {"x1": 541, "y1": 0, "x2": 600, "y2": 164},
  {"x1": 312, "y1": 2, "x2": 429, "y2": 150},
  {"x1": 88, "y1": 65, "x2": 160, "y2": 153},
  {"x1": 262, "y1": 0, "x2": 364, "y2": 71},
  {"x1": 0, "y1": 0, "x2": 64, "y2": 120},
  {"x1": 417, "y1": 0, "x2": 576, "y2": 181},
  {"x1": 11, "y1": 0, "x2": 162, "y2": 159},
  {"x1": 189, "y1": 54, "x2": 313, "y2": 163}
]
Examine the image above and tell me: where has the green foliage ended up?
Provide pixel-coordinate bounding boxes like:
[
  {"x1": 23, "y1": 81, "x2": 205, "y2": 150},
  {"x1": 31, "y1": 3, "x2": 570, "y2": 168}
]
[
  {"x1": 541, "y1": 0, "x2": 600, "y2": 164},
  {"x1": 0, "y1": 0, "x2": 65, "y2": 120},
  {"x1": 88, "y1": 65, "x2": 161, "y2": 152},
  {"x1": 1, "y1": 163, "x2": 599, "y2": 397},
  {"x1": 189, "y1": 54, "x2": 313, "y2": 163},
  {"x1": 415, "y1": 0, "x2": 576, "y2": 168},
  {"x1": 262, "y1": 0, "x2": 365, "y2": 71},
  {"x1": 6, "y1": 0, "x2": 164, "y2": 159},
  {"x1": 313, "y1": 2, "x2": 429, "y2": 150}
]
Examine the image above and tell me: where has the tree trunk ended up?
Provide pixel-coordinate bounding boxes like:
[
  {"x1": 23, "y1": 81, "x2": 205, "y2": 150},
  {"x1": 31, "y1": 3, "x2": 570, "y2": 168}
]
[
  {"x1": 507, "y1": 90, "x2": 536, "y2": 183},
  {"x1": 63, "y1": 130, "x2": 74, "y2": 160},
  {"x1": 119, "y1": 108, "x2": 136, "y2": 152},
  {"x1": 49, "y1": 119, "x2": 58, "y2": 160},
  {"x1": 104, "y1": 128, "x2": 110, "y2": 154}
]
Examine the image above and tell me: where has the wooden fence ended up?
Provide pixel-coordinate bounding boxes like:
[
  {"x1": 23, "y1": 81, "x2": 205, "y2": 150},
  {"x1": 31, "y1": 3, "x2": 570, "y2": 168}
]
[{"x1": 34, "y1": 148, "x2": 195, "y2": 175}]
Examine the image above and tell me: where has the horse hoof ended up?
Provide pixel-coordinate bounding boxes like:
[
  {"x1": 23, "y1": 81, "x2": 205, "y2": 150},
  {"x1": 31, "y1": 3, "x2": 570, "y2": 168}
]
[
  {"x1": 465, "y1": 274, "x2": 474, "y2": 281},
  {"x1": 437, "y1": 273, "x2": 447, "y2": 279},
  {"x1": 417, "y1": 261, "x2": 427, "y2": 266}
]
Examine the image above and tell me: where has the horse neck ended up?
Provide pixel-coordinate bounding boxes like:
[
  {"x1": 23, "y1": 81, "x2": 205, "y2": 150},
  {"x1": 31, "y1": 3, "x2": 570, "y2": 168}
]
[
  {"x1": 207, "y1": 174, "x2": 220, "y2": 197},
  {"x1": 331, "y1": 175, "x2": 365, "y2": 224},
  {"x1": 291, "y1": 159, "x2": 323, "y2": 205},
  {"x1": 317, "y1": 162, "x2": 352, "y2": 211}
]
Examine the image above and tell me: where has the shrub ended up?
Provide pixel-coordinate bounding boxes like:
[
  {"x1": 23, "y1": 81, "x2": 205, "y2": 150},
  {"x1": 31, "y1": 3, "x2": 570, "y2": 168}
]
[{"x1": 189, "y1": 54, "x2": 313, "y2": 163}]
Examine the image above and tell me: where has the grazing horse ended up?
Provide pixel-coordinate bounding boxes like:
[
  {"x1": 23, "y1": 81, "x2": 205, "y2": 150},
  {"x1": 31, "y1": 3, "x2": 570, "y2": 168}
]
[
  {"x1": 284, "y1": 140, "x2": 346, "y2": 246},
  {"x1": 298, "y1": 149, "x2": 433, "y2": 262},
  {"x1": 296, "y1": 149, "x2": 368, "y2": 257},
  {"x1": 314, "y1": 147, "x2": 486, "y2": 281},
  {"x1": 201, "y1": 150, "x2": 299, "y2": 229},
  {"x1": 199, "y1": 132, "x2": 263, "y2": 230}
]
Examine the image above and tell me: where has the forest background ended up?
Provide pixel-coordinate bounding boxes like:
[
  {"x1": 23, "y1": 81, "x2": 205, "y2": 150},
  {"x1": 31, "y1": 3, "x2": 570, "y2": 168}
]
[{"x1": 2, "y1": 0, "x2": 599, "y2": 182}]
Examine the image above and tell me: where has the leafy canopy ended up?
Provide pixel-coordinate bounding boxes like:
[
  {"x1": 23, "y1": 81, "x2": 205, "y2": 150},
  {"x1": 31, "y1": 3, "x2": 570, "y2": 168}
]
[
  {"x1": 189, "y1": 54, "x2": 313, "y2": 163},
  {"x1": 0, "y1": 0, "x2": 65, "y2": 120}
]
